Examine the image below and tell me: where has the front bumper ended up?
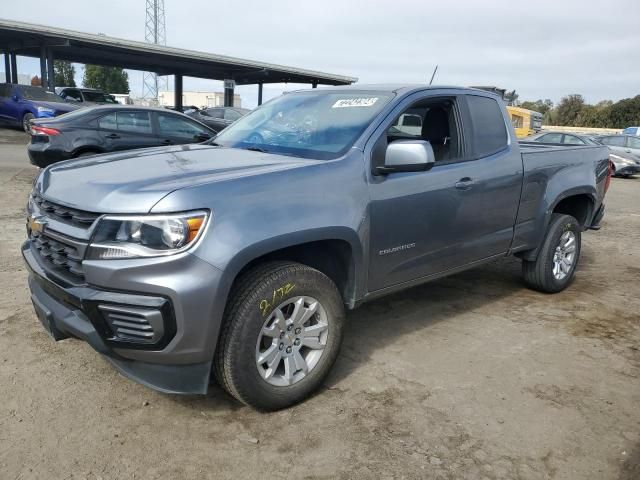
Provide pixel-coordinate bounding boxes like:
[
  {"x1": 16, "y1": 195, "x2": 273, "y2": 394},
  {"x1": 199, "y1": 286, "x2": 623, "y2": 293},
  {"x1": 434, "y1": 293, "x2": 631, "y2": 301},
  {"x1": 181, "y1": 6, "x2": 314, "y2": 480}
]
[
  {"x1": 615, "y1": 165, "x2": 640, "y2": 176},
  {"x1": 23, "y1": 240, "x2": 225, "y2": 394}
]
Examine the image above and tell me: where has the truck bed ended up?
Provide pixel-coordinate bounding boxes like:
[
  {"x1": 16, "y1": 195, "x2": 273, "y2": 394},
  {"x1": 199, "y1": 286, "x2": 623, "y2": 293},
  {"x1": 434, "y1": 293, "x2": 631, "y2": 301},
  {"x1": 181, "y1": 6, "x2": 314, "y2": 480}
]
[
  {"x1": 510, "y1": 141, "x2": 610, "y2": 253},
  {"x1": 518, "y1": 141, "x2": 602, "y2": 155}
]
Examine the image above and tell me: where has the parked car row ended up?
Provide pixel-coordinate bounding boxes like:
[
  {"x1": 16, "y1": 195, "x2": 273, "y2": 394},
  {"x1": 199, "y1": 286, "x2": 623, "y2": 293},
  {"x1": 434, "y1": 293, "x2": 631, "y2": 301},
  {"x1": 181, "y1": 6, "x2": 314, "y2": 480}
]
[
  {"x1": 0, "y1": 84, "x2": 252, "y2": 166},
  {"x1": 27, "y1": 105, "x2": 217, "y2": 167},
  {"x1": 525, "y1": 131, "x2": 640, "y2": 177},
  {"x1": 186, "y1": 107, "x2": 250, "y2": 133}
]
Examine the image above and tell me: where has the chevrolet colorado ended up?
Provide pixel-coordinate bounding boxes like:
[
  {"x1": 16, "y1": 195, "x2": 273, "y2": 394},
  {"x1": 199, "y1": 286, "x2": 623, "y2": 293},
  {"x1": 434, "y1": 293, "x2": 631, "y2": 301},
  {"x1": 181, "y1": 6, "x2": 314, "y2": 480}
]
[{"x1": 23, "y1": 85, "x2": 611, "y2": 410}]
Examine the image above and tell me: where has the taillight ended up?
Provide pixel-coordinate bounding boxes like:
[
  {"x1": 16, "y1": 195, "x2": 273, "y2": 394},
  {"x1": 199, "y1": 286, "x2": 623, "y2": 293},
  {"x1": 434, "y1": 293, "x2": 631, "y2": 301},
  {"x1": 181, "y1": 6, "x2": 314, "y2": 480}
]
[
  {"x1": 30, "y1": 125, "x2": 60, "y2": 136},
  {"x1": 604, "y1": 160, "x2": 613, "y2": 194}
]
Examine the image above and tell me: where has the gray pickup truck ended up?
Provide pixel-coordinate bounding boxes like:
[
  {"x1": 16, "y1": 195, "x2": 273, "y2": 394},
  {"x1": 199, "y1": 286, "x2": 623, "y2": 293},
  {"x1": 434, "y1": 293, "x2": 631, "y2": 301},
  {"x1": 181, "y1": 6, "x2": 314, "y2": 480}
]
[{"x1": 23, "y1": 85, "x2": 611, "y2": 410}]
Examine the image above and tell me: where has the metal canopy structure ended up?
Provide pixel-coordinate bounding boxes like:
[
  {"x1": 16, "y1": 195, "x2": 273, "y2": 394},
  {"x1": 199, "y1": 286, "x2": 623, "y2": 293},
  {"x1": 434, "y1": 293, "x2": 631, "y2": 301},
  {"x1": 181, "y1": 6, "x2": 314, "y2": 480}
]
[{"x1": 0, "y1": 18, "x2": 357, "y2": 108}]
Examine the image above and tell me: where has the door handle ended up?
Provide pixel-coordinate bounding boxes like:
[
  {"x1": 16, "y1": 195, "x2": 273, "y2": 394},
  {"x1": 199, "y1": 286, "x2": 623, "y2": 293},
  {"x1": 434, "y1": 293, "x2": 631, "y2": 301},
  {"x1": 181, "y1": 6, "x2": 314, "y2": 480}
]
[
  {"x1": 455, "y1": 177, "x2": 475, "y2": 190},
  {"x1": 105, "y1": 133, "x2": 120, "y2": 139}
]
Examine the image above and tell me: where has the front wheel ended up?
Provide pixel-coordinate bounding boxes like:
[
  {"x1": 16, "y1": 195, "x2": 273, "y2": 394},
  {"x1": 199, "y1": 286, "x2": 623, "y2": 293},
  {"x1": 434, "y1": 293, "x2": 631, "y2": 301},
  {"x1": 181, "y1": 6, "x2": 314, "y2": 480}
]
[
  {"x1": 522, "y1": 214, "x2": 581, "y2": 293},
  {"x1": 215, "y1": 261, "x2": 344, "y2": 410},
  {"x1": 22, "y1": 113, "x2": 35, "y2": 133}
]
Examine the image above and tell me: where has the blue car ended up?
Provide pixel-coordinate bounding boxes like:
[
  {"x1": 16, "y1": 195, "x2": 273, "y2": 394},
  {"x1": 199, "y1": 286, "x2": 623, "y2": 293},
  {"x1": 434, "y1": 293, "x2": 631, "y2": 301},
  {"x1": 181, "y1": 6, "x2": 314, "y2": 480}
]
[{"x1": 0, "y1": 83, "x2": 80, "y2": 132}]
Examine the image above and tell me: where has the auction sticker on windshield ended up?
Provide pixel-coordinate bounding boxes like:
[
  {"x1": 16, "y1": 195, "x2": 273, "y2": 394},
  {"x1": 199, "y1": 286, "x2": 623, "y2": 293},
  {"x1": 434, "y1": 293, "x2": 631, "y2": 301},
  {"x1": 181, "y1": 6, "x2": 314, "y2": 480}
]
[{"x1": 332, "y1": 97, "x2": 379, "y2": 108}]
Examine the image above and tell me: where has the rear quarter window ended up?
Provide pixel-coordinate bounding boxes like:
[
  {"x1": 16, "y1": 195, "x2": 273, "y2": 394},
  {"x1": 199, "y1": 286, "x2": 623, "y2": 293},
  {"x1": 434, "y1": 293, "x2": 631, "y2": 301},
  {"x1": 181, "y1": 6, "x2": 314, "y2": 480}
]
[{"x1": 466, "y1": 95, "x2": 508, "y2": 158}]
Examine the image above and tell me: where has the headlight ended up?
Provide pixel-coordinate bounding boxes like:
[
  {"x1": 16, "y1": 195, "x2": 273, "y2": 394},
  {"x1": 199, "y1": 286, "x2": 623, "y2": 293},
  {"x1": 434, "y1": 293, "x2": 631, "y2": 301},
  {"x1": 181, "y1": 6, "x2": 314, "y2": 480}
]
[
  {"x1": 86, "y1": 211, "x2": 209, "y2": 260},
  {"x1": 36, "y1": 106, "x2": 55, "y2": 115}
]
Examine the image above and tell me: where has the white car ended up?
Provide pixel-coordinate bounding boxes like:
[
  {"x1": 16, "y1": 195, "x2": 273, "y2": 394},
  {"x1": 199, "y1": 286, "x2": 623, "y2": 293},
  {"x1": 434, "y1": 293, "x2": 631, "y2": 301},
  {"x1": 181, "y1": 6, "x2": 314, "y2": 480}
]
[{"x1": 622, "y1": 126, "x2": 640, "y2": 136}]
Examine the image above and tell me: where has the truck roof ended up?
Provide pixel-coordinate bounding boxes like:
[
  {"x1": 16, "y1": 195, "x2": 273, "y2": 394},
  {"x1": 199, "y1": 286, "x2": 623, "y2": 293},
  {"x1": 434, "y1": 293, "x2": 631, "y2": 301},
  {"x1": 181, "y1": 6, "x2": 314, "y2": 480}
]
[{"x1": 291, "y1": 84, "x2": 503, "y2": 98}]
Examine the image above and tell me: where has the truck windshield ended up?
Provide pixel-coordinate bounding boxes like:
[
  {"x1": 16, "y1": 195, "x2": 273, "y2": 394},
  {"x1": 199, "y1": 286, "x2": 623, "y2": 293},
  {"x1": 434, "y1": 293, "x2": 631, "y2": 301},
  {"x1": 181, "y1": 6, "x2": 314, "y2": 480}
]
[
  {"x1": 83, "y1": 91, "x2": 118, "y2": 103},
  {"x1": 20, "y1": 86, "x2": 66, "y2": 103},
  {"x1": 214, "y1": 91, "x2": 393, "y2": 160}
]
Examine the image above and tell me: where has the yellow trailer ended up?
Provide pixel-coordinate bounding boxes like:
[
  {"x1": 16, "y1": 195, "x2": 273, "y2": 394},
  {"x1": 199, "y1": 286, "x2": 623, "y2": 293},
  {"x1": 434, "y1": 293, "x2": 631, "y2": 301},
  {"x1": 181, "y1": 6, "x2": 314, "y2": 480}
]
[{"x1": 507, "y1": 106, "x2": 543, "y2": 138}]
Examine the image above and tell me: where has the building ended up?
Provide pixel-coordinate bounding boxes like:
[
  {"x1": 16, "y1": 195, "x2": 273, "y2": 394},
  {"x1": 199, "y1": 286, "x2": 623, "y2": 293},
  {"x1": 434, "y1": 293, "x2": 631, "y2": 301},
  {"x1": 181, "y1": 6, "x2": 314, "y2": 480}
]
[{"x1": 158, "y1": 90, "x2": 241, "y2": 109}]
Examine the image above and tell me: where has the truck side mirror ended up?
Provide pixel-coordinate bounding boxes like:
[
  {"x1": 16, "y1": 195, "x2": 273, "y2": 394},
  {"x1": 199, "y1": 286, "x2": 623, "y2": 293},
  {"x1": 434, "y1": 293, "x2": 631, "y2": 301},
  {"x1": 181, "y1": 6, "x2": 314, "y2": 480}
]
[{"x1": 375, "y1": 140, "x2": 436, "y2": 175}]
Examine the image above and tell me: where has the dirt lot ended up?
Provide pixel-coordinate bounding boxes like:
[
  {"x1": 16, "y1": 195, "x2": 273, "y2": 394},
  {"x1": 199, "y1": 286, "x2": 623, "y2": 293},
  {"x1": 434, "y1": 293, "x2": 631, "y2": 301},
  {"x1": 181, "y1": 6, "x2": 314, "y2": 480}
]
[{"x1": 0, "y1": 129, "x2": 638, "y2": 480}]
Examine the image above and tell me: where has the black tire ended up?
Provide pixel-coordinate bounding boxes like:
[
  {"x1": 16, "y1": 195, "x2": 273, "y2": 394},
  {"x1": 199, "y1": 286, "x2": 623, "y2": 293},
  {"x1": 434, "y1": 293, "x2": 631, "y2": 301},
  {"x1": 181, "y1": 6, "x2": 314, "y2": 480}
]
[
  {"x1": 215, "y1": 261, "x2": 344, "y2": 410},
  {"x1": 522, "y1": 214, "x2": 581, "y2": 293},
  {"x1": 22, "y1": 113, "x2": 35, "y2": 133}
]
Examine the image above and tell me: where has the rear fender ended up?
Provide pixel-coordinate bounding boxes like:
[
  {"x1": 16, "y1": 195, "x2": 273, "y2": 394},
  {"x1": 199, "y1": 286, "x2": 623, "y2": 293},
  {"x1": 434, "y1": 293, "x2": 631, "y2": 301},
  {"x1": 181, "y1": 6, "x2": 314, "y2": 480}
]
[{"x1": 517, "y1": 185, "x2": 596, "y2": 261}]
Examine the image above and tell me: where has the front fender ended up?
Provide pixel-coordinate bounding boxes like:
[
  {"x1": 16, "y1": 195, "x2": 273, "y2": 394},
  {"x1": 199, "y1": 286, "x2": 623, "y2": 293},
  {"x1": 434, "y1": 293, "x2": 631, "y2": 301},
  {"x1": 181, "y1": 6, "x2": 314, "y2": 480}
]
[{"x1": 200, "y1": 226, "x2": 364, "y2": 309}]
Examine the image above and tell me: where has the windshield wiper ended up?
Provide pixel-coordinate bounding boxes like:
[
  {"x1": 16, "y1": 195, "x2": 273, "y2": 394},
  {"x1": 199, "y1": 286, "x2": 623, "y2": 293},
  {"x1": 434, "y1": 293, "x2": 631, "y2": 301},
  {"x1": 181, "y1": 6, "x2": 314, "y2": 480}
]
[{"x1": 243, "y1": 146, "x2": 269, "y2": 153}]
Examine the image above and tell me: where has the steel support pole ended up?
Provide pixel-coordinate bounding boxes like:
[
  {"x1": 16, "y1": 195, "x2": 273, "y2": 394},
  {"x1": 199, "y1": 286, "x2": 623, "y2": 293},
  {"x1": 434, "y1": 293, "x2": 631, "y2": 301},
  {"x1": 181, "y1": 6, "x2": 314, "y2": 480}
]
[
  {"x1": 174, "y1": 73, "x2": 183, "y2": 110},
  {"x1": 3, "y1": 53, "x2": 10, "y2": 83},
  {"x1": 224, "y1": 83, "x2": 234, "y2": 107},
  {"x1": 257, "y1": 83, "x2": 263, "y2": 106},
  {"x1": 10, "y1": 53, "x2": 18, "y2": 83},
  {"x1": 39, "y1": 46, "x2": 48, "y2": 89},
  {"x1": 46, "y1": 49, "x2": 55, "y2": 91},
  {"x1": 312, "y1": 81, "x2": 318, "y2": 89}
]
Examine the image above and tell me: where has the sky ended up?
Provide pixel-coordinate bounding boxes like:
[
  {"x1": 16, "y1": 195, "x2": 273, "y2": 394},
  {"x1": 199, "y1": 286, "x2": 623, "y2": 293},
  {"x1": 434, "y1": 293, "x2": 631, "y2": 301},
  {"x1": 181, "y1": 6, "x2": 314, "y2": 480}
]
[{"x1": 2, "y1": 0, "x2": 639, "y2": 108}]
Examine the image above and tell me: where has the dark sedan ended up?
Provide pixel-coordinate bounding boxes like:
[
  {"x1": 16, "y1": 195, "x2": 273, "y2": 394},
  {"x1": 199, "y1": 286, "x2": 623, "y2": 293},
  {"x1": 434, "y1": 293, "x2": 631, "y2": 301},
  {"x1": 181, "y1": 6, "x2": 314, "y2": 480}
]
[
  {"x1": 28, "y1": 105, "x2": 216, "y2": 167},
  {"x1": 188, "y1": 107, "x2": 250, "y2": 133}
]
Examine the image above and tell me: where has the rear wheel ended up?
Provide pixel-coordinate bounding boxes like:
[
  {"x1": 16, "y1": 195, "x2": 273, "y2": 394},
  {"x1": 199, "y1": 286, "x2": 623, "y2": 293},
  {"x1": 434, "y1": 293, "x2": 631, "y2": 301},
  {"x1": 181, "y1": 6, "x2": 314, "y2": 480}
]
[
  {"x1": 522, "y1": 214, "x2": 581, "y2": 293},
  {"x1": 215, "y1": 261, "x2": 344, "y2": 410},
  {"x1": 22, "y1": 113, "x2": 35, "y2": 133}
]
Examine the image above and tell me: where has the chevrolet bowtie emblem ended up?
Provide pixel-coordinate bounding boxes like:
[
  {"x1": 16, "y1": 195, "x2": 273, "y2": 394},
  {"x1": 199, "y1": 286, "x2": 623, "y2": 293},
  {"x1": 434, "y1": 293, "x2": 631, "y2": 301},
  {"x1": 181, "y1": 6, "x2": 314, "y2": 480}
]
[{"x1": 28, "y1": 215, "x2": 46, "y2": 234}]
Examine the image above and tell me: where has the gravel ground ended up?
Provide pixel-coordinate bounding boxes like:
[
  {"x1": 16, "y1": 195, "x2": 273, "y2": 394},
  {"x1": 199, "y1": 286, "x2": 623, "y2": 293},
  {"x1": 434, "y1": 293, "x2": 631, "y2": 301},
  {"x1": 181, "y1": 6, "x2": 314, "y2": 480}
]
[{"x1": 0, "y1": 129, "x2": 638, "y2": 480}]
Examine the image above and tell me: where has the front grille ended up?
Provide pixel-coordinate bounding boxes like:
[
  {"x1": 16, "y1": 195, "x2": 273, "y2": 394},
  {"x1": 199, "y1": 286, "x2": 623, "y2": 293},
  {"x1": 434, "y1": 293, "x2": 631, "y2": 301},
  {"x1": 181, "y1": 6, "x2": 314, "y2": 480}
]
[
  {"x1": 30, "y1": 231, "x2": 85, "y2": 283},
  {"x1": 31, "y1": 193, "x2": 99, "y2": 228},
  {"x1": 98, "y1": 304, "x2": 165, "y2": 344}
]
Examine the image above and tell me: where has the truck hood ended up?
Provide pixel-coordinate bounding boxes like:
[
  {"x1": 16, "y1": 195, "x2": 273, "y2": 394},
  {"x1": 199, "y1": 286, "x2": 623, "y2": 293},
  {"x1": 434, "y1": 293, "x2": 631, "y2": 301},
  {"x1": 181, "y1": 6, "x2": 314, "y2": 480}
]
[{"x1": 35, "y1": 144, "x2": 320, "y2": 213}]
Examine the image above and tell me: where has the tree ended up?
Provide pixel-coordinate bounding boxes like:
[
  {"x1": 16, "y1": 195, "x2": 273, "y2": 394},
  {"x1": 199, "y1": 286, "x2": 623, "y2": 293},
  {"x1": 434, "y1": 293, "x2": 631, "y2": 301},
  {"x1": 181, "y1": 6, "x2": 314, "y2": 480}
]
[
  {"x1": 520, "y1": 99, "x2": 554, "y2": 115},
  {"x1": 54, "y1": 60, "x2": 76, "y2": 87},
  {"x1": 575, "y1": 104, "x2": 606, "y2": 128},
  {"x1": 504, "y1": 89, "x2": 519, "y2": 106},
  {"x1": 30, "y1": 75, "x2": 41, "y2": 86},
  {"x1": 607, "y1": 96, "x2": 640, "y2": 129},
  {"x1": 82, "y1": 65, "x2": 129, "y2": 94},
  {"x1": 555, "y1": 94, "x2": 586, "y2": 126}
]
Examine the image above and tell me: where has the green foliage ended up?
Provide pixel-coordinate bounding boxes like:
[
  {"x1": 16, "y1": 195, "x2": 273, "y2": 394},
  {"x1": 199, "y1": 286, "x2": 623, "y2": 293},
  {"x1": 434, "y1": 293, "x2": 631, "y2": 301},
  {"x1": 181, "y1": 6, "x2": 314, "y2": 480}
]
[
  {"x1": 521, "y1": 94, "x2": 640, "y2": 128},
  {"x1": 82, "y1": 65, "x2": 129, "y2": 94},
  {"x1": 504, "y1": 89, "x2": 519, "y2": 106},
  {"x1": 54, "y1": 61, "x2": 76, "y2": 87},
  {"x1": 555, "y1": 94, "x2": 585, "y2": 126},
  {"x1": 520, "y1": 99, "x2": 553, "y2": 115},
  {"x1": 607, "y1": 96, "x2": 640, "y2": 128}
]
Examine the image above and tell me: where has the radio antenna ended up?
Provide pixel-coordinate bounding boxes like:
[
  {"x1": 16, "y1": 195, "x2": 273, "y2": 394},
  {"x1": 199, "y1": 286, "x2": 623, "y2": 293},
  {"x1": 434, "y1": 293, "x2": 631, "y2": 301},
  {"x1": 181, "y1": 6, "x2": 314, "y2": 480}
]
[{"x1": 429, "y1": 65, "x2": 438, "y2": 85}]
